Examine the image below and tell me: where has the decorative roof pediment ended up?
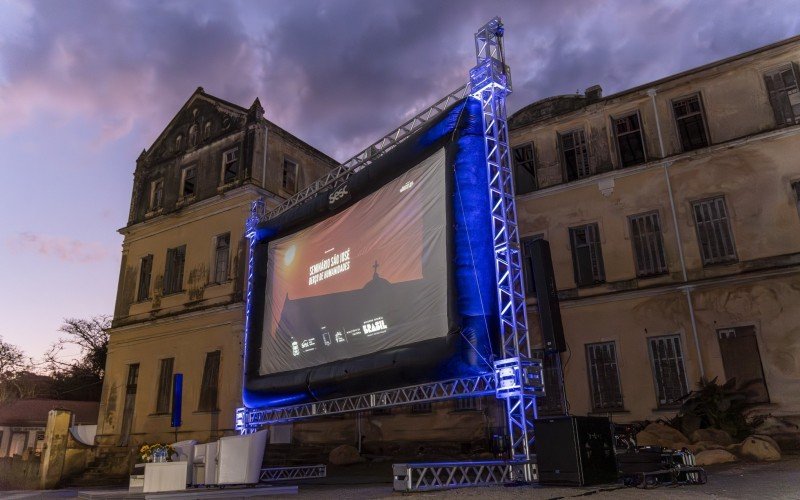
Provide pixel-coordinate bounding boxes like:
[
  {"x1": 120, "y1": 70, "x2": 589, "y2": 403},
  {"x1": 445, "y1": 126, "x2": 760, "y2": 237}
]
[{"x1": 140, "y1": 87, "x2": 249, "y2": 165}]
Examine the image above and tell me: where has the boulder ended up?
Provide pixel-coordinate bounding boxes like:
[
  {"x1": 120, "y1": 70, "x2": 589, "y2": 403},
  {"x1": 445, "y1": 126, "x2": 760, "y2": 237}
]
[
  {"x1": 635, "y1": 430, "x2": 666, "y2": 447},
  {"x1": 695, "y1": 440, "x2": 725, "y2": 451},
  {"x1": 738, "y1": 436, "x2": 781, "y2": 462},
  {"x1": 751, "y1": 434, "x2": 780, "y2": 451},
  {"x1": 642, "y1": 423, "x2": 689, "y2": 445},
  {"x1": 752, "y1": 416, "x2": 800, "y2": 451},
  {"x1": 690, "y1": 428, "x2": 735, "y2": 446},
  {"x1": 328, "y1": 445, "x2": 364, "y2": 466},
  {"x1": 695, "y1": 449, "x2": 737, "y2": 465}
]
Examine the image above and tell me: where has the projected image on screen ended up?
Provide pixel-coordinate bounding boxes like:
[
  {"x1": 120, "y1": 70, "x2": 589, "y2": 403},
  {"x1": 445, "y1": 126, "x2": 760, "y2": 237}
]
[
  {"x1": 260, "y1": 150, "x2": 447, "y2": 375},
  {"x1": 259, "y1": 149, "x2": 449, "y2": 375}
]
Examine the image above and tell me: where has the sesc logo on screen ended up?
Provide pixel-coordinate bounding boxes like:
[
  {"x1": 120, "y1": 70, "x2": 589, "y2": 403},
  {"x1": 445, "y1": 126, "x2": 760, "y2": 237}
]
[{"x1": 328, "y1": 186, "x2": 350, "y2": 208}]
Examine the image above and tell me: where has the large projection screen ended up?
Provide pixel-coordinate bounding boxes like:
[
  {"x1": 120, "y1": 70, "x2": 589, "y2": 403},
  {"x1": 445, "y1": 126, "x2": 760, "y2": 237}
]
[{"x1": 260, "y1": 149, "x2": 448, "y2": 376}]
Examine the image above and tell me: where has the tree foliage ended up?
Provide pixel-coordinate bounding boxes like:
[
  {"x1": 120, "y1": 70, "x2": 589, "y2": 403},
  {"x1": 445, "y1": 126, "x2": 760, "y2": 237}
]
[
  {"x1": 669, "y1": 377, "x2": 751, "y2": 439},
  {"x1": 45, "y1": 316, "x2": 110, "y2": 400},
  {"x1": 0, "y1": 337, "x2": 39, "y2": 402}
]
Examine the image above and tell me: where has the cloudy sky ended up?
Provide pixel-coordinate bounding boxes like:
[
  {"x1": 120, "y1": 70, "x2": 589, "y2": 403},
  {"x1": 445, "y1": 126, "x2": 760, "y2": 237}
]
[{"x1": 0, "y1": 0, "x2": 798, "y2": 360}]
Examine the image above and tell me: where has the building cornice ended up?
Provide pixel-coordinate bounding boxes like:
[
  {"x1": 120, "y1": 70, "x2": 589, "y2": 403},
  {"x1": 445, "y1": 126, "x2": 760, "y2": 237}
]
[{"x1": 109, "y1": 301, "x2": 245, "y2": 336}]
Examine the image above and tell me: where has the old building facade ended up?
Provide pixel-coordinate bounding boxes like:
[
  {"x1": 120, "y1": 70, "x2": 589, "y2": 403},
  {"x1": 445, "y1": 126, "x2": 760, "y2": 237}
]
[
  {"x1": 510, "y1": 36, "x2": 800, "y2": 422},
  {"x1": 95, "y1": 88, "x2": 338, "y2": 467}
]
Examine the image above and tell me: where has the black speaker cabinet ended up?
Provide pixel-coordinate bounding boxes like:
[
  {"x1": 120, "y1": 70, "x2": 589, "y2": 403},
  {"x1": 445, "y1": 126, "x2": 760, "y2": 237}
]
[
  {"x1": 529, "y1": 239, "x2": 566, "y2": 353},
  {"x1": 535, "y1": 415, "x2": 617, "y2": 486}
]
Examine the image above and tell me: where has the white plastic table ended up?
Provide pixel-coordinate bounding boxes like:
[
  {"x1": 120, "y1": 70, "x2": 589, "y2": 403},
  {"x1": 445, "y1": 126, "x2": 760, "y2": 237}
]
[{"x1": 143, "y1": 461, "x2": 189, "y2": 492}]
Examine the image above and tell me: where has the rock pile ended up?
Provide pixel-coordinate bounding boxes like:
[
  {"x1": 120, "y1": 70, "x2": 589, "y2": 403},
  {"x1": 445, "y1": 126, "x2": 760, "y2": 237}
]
[{"x1": 635, "y1": 422, "x2": 782, "y2": 464}]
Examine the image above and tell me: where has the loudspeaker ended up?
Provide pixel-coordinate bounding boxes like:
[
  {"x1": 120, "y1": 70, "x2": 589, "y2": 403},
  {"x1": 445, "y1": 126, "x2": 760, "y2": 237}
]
[
  {"x1": 529, "y1": 239, "x2": 566, "y2": 352},
  {"x1": 534, "y1": 416, "x2": 617, "y2": 486}
]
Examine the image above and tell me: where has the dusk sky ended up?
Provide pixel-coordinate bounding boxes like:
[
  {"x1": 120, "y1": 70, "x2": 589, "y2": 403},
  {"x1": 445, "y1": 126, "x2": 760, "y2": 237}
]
[{"x1": 1, "y1": 0, "x2": 798, "y2": 360}]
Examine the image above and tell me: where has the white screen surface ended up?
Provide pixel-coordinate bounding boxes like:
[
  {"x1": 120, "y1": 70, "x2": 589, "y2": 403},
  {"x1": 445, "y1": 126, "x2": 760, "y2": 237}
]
[{"x1": 259, "y1": 149, "x2": 448, "y2": 375}]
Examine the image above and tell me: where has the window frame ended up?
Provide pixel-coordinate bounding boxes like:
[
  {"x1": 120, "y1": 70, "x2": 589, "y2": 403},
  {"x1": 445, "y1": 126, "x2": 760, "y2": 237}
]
[
  {"x1": 179, "y1": 164, "x2": 197, "y2": 199},
  {"x1": 691, "y1": 196, "x2": 737, "y2": 266},
  {"x1": 568, "y1": 223, "x2": 606, "y2": 287},
  {"x1": 155, "y1": 357, "x2": 174, "y2": 414},
  {"x1": 611, "y1": 110, "x2": 647, "y2": 168},
  {"x1": 647, "y1": 334, "x2": 689, "y2": 408},
  {"x1": 512, "y1": 142, "x2": 537, "y2": 194},
  {"x1": 163, "y1": 245, "x2": 186, "y2": 295},
  {"x1": 282, "y1": 158, "x2": 299, "y2": 193},
  {"x1": 137, "y1": 254, "x2": 153, "y2": 302},
  {"x1": 220, "y1": 148, "x2": 240, "y2": 186},
  {"x1": 212, "y1": 233, "x2": 231, "y2": 284},
  {"x1": 627, "y1": 210, "x2": 668, "y2": 278},
  {"x1": 671, "y1": 93, "x2": 710, "y2": 152},
  {"x1": 559, "y1": 128, "x2": 592, "y2": 181},
  {"x1": 149, "y1": 178, "x2": 164, "y2": 212},
  {"x1": 197, "y1": 350, "x2": 222, "y2": 412},
  {"x1": 792, "y1": 180, "x2": 800, "y2": 220},
  {"x1": 585, "y1": 341, "x2": 624, "y2": 411},
  {"x1": 763, "y1": 63, "x2": 800, "y2": 126}
]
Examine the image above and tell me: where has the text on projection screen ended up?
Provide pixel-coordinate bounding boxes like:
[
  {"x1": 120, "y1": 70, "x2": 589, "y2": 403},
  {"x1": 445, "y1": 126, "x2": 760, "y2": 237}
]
[{"x1": 260, "y1": 148, "x2": 448, "y2": 375}]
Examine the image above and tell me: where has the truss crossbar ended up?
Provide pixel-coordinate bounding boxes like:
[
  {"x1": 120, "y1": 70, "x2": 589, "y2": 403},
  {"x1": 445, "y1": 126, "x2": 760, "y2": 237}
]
[
  {"x1": 253, "y1": 84, "x2": 469, "y2": 224},
  {"x1": 236, "y1": 373, "x2": 495, "y2": 430},
  {"x1": 392, "y1": 460, "x2": 537, "y2": 492},
  {"x1": 260, "y1": 464, "x2": 326, "y2": 482}
]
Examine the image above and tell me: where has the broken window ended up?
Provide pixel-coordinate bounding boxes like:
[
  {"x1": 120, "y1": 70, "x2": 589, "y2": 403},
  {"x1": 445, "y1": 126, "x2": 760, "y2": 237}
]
[
  {"x1": 648, "y1": 335, "x2": 689, "y2": 407},
  {"x1": 560, "y1": 129, "x2": 591, "y2": 181},
  {"x1": 569, "y1": 223, "x2": 605, "y2": 287},
  {"x1": 629, "y1": 211, "x2": 668, "y2": 277},
  {"x1": 513, "y1": 143, "x2": 537, "y2": 194},
  {"x1": 673, "y1": 94, "x2": 709, "y2": 151},
  {"x1": 692, "y1": 196, "x2": 737, "y2": 266},
  {"x1": 764, "y1": 64, "x2": 800, "y2": 126},
  {"x1": 180, "y1": 165, "x2": 196, "y2": 198},
  {"x1": 535, "y1": 351, "x2": 565, "y2": 415},
  {"x1": 520, "y1": 234, "x2": 544, "y2": 296},
  {"x1": 586, "y1": 341, "x2": 624, "y2": 411},
  {"x1": 149, "y1": 179, "x2": 164, "y2": 211},
  {"x1": 163, "y1": 245, "x2": 186, "y2": 294},
  {"x1": 282, "y1": 158, "x2": 298, "y2": 192},
  {"x1": 614, "y1": 112, "x2": 646, "y2": 167},
  {"x1": 213, "y1": 233, "x2": 230, "y2": 284},
  {"x1": 410, "y1": 402, "x2": 432, "y2": 414},
  {"x1": 221, "y1": 149, "x2": 239, "y2": 185},
  {"x1": 155, "y1": 357, "x2": 174, "y2": 414},
  {"x1": 198, "y1": 350, "x2": 221, "y2": 411},
  {"x1": 137, "y1": 254, "x2": 153, "y2": 301},
  {"x1": 453, "y1": 397, "x2": 481, "y2": 412}
]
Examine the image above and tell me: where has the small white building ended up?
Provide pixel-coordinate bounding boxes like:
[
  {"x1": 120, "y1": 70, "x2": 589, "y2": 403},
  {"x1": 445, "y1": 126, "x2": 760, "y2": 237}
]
[{"x1": 0, "y1": 399, "x2": 99, "y2": 457}]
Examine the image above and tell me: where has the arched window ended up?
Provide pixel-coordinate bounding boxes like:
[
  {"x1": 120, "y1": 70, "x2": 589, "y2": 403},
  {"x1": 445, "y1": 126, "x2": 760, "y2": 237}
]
[
  {"x1": 175, "y1": 134, "x2": 183, "y2": 150},
  {"x1": 188, "y1": 124, "x2": 198, "y2": 147},
  {"x1": 204, "y1": 121, "x2": 212, "y2": 139}
]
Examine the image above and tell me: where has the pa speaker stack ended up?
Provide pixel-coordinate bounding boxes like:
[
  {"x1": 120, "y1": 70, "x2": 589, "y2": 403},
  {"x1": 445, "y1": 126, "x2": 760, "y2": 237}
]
[
  {"x1": 534, "y1": 416, "x2": 617, "y2": 486},
  {"x1": 529, "y1": 239, "x2": 566, "y2": 353}
]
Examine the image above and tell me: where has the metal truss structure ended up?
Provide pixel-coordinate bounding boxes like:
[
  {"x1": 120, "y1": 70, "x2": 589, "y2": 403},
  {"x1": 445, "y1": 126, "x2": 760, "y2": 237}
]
[
  {"x1": 393, "y1": 460, "x2": 537, "y2": 492},
  {"x1": 238, "y1": 16, "x2": 542, "y2": 491},
  {"x1": 237, "y1": 373, "x2": 496, "y2": 428},
  {"x1": 252, "y1": 85, "x2": 470, "y2": 224},
  {"x1": 470, "y1": 17, "x2": 538, "y2": 472},
  {"x1": 260, "y1": 464, "x2": 326, "y2": 482}
]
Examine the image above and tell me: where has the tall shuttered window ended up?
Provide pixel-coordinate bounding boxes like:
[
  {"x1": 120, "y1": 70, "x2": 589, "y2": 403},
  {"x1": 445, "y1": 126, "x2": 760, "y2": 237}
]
[
  {"x1": 692, "y1": 197, "x2": 737, "y2": 266},
  {"x1": 282, "y1": 159, "x2": 298, "y2": 193},
  {"x1": 614, "y1": 113, "x2": 646, "y2": 167},
  {"x1": 586, "y1": 342, "x2": 624, "y2": 411},
  {"x1": 648, "y1": 335, "x2": 689, "y2": 407},
  {"x1": 198, "y1": 350, "x2": 221, "y2": 412},
  {"x1": 569, "y1": 223, "x2": 605, "y2": 287},
  {"x1": 512, "y1": 143, "x2": 537, "y2": 194},
  {"x1": 221, "y1": 149, "x2": 239, "y2": 185},
  {"x1": 137, "y1": 255, "x2": 153, "y2": 301},
  {"x1": 764, "y1": 64, "x2": 800, "y2": 126},
  {"x1": 629, "y1": 212, "x2": 668, "y2": 277},
  {"x1": 213, "y1": 234, "x2": 230, "y2": 284},
  {"x1": 163, "y1": 245, "x2": 186, "y2": 294},
  {"x1": 560, "y1": 129, "x2": 591, "y2": 181},
  {"x1": 155, "y1": 357, "x2": 174, "y2": 414},
  {"x1": 673, "y1": 94, "x2": 709, "y2": 151}
]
